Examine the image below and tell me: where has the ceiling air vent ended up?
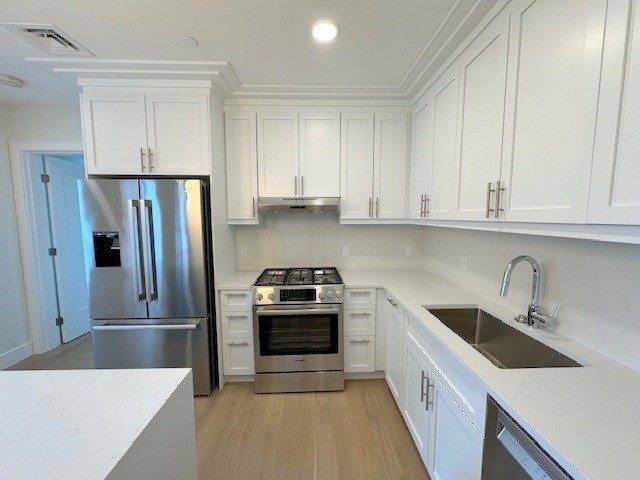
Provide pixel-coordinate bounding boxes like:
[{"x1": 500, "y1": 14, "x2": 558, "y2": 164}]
[{"x1": 1, "y1": 23, "x2": 94, "y2": 57}]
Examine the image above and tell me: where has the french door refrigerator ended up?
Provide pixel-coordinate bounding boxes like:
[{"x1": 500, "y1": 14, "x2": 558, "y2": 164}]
[{"x1": 78, "y1": 178, "x2": 216, "y2": 395}]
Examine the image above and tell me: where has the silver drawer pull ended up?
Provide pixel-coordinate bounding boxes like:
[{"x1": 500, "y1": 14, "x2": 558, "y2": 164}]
[
  {"x1": 386, "y1": 298, "x2": 398, "y2": 307},
  {"x1": 225, "y1": 292, "x2": 248, "y2": 297},
  {"x1": 349, "y1": 290, "x2": 371, "y2": 295},
  {"x1": 228, "y1": 341, "x2": 249, "y2": 346},
  {"x1": 349, "y1": 312, "x2": 371, "y2": 317},
  {"x1": 349, "y1": 339, "x2": 371, "y2": 344},
  {"x1": 226, "y1": 314, "x2": 248, "y2": 319}
]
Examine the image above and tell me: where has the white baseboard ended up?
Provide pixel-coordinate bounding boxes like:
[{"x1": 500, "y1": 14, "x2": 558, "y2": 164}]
[
  {"x1": 0, "y1": 342, "x2": 34, "y2": 370},
  {"x1": 345, "y1": 371, "x2": 386, "y2": 380}
]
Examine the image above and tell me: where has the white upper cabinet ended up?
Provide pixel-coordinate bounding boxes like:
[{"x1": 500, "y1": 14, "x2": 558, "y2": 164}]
[
  {"x1": 257, "y1": 112, "x2": 299, "y2": 197},
  {"x1": 500, "y1": 0, "x2": 608, "y2": 223},
  {"x1": 81, "y1": 91, "x2": 210, "y2": 176},
  {"x1": 590, "y1": 0, "x2": 640, "y2": 225},
  {"x1": 374, "y1": 113, "x2": 408, "y2": 219},
  {"x1": 225, "y1": 111, "x2": 258, "y2": 223},
  {"x1": 428, "y1": 66, "x2": 459, "y2": 220},
  {"x1": 340, "y1": 113, "x2": 375, "y2": 220},
  {"x1": 299, "y1": 112, "x2": 341, "y2": 197},
  {"x1": 410, "y1": 101, "x2": 432, "y2": 220},
  {"x1": 81, "y1": 93, "x2": 148, "y2": 176},
  {"x1": 144, "y1": 94, "x2": 210, "y2": 175},
  {"x1": 452, "y1": 13, "x2": 509, "y2": 221}
]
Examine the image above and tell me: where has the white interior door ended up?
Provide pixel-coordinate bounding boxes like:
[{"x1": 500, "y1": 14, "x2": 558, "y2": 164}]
[
  {"x1": 299, "y1": 112, "x2": 341, "y2": 197},
  {"x1": 45, "y1": 155, "x2": 91, "y2": 343}
]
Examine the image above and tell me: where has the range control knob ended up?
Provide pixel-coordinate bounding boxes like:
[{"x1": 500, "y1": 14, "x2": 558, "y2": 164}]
[
  {"x1": 318, "y1": 292, "x2": 326, "y2": 300},
  {"x1": 327, "y1": 290, "x2": 335, "y2": 299},
  {"x1": 255, "y1": 293, "x2": 263, "y2": 301},
  {"x1": 335, "y1": 290, "x2": 342, "y2": 298},
  {"x1": 268, "y1": 292, "x2": 275, "y2": 300}
]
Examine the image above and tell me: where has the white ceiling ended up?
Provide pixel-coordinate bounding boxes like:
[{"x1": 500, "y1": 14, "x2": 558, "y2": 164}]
[{"x1": 0, "y1": 0, "x2": 498, "y2": 105}]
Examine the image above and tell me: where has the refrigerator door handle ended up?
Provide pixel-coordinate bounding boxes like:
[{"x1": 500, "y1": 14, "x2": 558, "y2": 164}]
[
  {"x1": 130, "y1": 200, "x2": 146, "y2": 301},
  {"x1": 141, "y1": 199, "x2": 159, "y2": 302}
]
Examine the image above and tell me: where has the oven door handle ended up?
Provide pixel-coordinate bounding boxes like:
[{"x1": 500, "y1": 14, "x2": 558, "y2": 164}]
[{"x1": 255, "y1": 307, "x2": 340, "y2": 316}]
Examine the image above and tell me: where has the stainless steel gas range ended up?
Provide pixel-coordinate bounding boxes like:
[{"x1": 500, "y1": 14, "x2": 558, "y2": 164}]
[{"x1": 252, "y1": 268, "x2": 344, "y2": 393}]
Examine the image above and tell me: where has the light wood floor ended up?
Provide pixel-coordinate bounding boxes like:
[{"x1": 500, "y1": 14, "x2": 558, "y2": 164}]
[{"x1": 8, "y1": 335, "x2": 429, "y2": 480}]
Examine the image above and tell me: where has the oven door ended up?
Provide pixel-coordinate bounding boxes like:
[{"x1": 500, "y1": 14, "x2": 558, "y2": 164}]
[{"x1": 253, "y1": 305, "x2": 344, "y2": 373}]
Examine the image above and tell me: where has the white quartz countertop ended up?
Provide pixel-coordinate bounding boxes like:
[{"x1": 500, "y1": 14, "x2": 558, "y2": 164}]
[
  {"x1": 219, "y1": 268, "x2": 640, "y2": 479},
  {"x1": 0, "y1": 368, "x2": 192, "y2": 480}
]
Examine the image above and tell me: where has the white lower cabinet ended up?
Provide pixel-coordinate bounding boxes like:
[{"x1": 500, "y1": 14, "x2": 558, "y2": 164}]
[
  {"x1": 428, "y1": 376, "x2": 483, "y2": 480},
  {"x1": 344, "y1": 336, "x2": 375, "y2": 373},
  {"x1": 402, "y1": 341, "x2": 432, "y2": 466},
  {"x1": 222, "y1": 338, "x2": 255, "y2": 376},
  {"x1": 384, "y1": 297, "x2": 405, "y2": 405}
]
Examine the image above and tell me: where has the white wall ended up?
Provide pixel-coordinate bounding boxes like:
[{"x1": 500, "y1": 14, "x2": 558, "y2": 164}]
[
  {"x1": 236, "y1": 216, "x2": 422, "y2": 271},
  {"x1": 422, "y1": 227, "x2": 640, "y2": 371},
  {"x1": 6, "y1": 104, "x2": 82, "y2": 141}
]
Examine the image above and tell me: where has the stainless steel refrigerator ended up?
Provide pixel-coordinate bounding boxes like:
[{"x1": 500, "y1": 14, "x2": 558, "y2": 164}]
[{"x1": 78, "y1": 178, "x2": 216, "y2": 395}]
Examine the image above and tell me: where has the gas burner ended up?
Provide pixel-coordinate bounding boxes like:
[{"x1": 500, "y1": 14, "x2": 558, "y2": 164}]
[
  {"x1": 254, "y1": 267, "x2": 342, "y2": 286},
  {"x1": 252, "y1": 267, "x2": 344, "y2": 305}
]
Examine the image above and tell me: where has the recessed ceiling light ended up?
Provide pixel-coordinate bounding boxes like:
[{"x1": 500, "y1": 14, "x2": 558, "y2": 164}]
[
  {"x1": 180, "y1": 35, "x2": 199, "y2": 47},
  {"x1": 0, "y1": 74, "x2": 24, "y2": 88},
  {"x1": 312, "y1": 20, "x2": 338, "y2": 43}
]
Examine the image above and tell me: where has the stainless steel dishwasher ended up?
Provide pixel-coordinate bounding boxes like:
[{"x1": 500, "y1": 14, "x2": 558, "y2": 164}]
[{"x1": 482, "y1": 397, "x2": 573, "y2": 480}]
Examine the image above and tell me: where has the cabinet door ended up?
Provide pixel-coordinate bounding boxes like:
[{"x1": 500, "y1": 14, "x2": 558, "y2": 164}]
[
  {"x1": 221, "y1": 311, "x2": 252, "y2": 339},
  {"x1": 257, "y1": 112, "x2": 299, "y2": 197},
  {"x1": 410, "y1": 101, "x2": 433, "y2": 220},
  {"x1": 453, "y1": 13, "x2": 509, "y2": 221},
  {"x1": 590, "y1": 0, "x2": 640, "y2": 225},
  {"x1": 222, "y1": 339, "x2": 255, "y2": 376},
  {"x1": 299, "y1": 112, "x2": 340, "y2": 197},
  {"x1": 225, "y1": 111, "x2": 258, "y2": 223},
  {"x1": 428, "y1": 377, "x2": 483, "y2": 480},
  {"x1": 385, "y1": 298, "x2": 405, "y2": 405},
  {"x1": 344, "y1": 310, "x2": 376, "y2": 336},
  {"x1": 145, "y1": 94, "x2": 211, "y2": 175},
  {"x1": 340, "y1": 113, "x2": 375, "y2": 219},
  {"x1": 344, "y1": 336, "x2": 375, "y2": 373},
  {"x1": 403, "y1": 341, "x2": 431, "y2": 466},
  {"x1": 373, "y1": 113, "x2": 408, "y2": 219},
  {"x1": 500, "y1": 0, "x2": 608, "y2": 223},
  {"x1": 81, "y1": 93, "x2": 148, "y2": 175},
  {"x1": 428, "y1": 66, "x2": 460, "y2": 220}
]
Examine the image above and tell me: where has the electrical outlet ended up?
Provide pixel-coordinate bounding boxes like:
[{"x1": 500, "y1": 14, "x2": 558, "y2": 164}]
[
  {"x1": 460, "y1": 255, "x2": 468, "y2": 271},
  {"x1": 240, "y1": 247, "x2": 248, "y2": 258},
  {"x1": 405, "y1": 245, "x2": 413, "y2": 257},
  {"x1": 342, "y1": 246, "x2": 350, "y2": 258}
]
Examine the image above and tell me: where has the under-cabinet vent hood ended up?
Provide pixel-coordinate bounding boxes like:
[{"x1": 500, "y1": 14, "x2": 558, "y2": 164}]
[{"x1": 257, "y1": 197, "x2": 340, "y2": 215}]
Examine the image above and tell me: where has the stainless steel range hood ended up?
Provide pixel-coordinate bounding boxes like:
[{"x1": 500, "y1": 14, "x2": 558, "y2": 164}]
[{"x1": 257, "y1": 197, "x2": 340, "y2": 215}]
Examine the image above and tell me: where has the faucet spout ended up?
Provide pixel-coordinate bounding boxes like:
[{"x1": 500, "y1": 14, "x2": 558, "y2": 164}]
[{"x1": 499, "y1": 255, "x2": 541, "y2": 316}]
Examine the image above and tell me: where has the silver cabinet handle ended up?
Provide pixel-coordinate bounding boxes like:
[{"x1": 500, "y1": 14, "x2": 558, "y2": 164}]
[
  {"x1": 424, "y1": 195, "x2": 429, "y2": 217},
  {"x1": 420, "y1": 194, "x2": 424, "y2": 217},
  {"x1": 376, "y1": 198, "x2": 380, "y2": 217},
  {"x1": 349, "y1": 339, "x2": 371, "y2": 344},
  {"x1": 225, "y1": 314, "x2": 248, "y2": 319},
  {"x1": 252, "y1": 198, "x2": 256, "y2": 217},
  {"x1": 348, "y1": 312, "x2": 371, "y2": 317},
  {"x1": 349, "y1": 290, "x2": 371, "y2": 295},
  {"x1": 368, "y1": 198, "x2": 373, "y2": 217},
  {"x1": 225, "y1": 292, "x2": 248, "y2": 297},
  {"x1": 147, "y1": 148, "x2": 154, "y2": 172},
  {"x1": 294, "y1": 175, "x2": 298, "y2": 196},
  {"x1": 486, "y1": 182, "x2": 496, "y2": 218},
  {"x1": 386, "y1": 298, "x2": 398, "y2": 307},
  {"x1": 425, "y1": 377, "x2": 434, "y2": 411},
  {"x1": 139, "y1": 148, "x2": 146, "y2": 172},
  {"x1": 420, "y1": 370, "x2": 428, "y2": 403},
  {"x1": 227, "y1": 341, "x2": 249, "y2": 346},
  {"x1": 495, "y1": 180, "x2": 505, "y2": 219},
  {"x1": 301, "y1": 175, "x2": 304, "y2": 196}
]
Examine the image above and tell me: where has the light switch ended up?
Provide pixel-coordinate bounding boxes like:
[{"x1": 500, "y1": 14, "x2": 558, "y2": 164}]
[
  {"x1": 461, "y1": 255, "x2": 468, "y2": 271},
  {"x1": 342, "y1": 246, "x2": 350, "y2": 257},
  {"x1": 240, "y1": 247, "x2": 248, "y2": 258}
]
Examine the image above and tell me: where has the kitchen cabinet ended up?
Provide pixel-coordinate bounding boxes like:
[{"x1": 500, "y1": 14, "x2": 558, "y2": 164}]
[
  {"x1": 344, "y1": 336, "x2": 375, "y2": 373},
  {"x1": 219, "y1": 289, "x2": 254, "y2": 377},
  {"x1": 222, "y1": 339, "x2": 255, "y2": 376},
  {"x1": 402, "y1": 340, "x2": 432, "y2": 466},
  {"x1": 428, "y1": 376, "x2": 483, "y2": 480},
  {"x1": 427, "y1": 65, "x2": 459, "y2": 220},
  {"x1": 225, "y1": 111, "x2": 258, "y2": 224},
  {"x1": 81, "y1": 92, "x2": 210, "y2": 176},
  {"x1": 590, "y1": 0, "x2": 640, "y2": 225},
  {"x1": 257, "y1": 111, "x2": 340, "y2": 198},
  {"x1": 299, "y1": 112, "x2": 341, "y2": 197},
  {"x1": 452, "y1": 13, "x2": 509, "y2": 221},
  {"x1": 410, "y1": 101, "x2": 432, "y2": 220},
  {"x1": 344, "y1": 309, "x2": 376, "y2": 336},
  {"x1": 385, "y1": 295, "x2": 405, "y2": 405},
  {"x1": 500, "y1": 0, "x2": 608, "y2": 223},
  {"x1": 340, "y1": 112, "x2": 409, "y2": 221}
]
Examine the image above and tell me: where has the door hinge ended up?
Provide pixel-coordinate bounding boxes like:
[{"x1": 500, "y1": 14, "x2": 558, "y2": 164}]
[
  {"x1": 48, "y1": 247, "x2": 57, "y2": 256},
  {"x1": 55, "y1": 316, "x2": 64, "y2": 326},
  {"x1": 41, "y1": 173, "x2": 50, "y2": 183}
]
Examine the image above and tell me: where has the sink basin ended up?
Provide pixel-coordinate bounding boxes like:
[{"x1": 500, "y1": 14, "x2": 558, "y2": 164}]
[{"x1": 425, "y1": 307, "x2": 582, "y2": 369}]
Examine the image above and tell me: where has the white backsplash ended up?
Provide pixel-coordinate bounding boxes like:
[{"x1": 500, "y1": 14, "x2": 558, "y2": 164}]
[
  {"x1": 422, "y1": 227, "x2": 640, "y2": 372},
  {"x1": 235, "y1": 215, "x2": 423, "y2": 271}
]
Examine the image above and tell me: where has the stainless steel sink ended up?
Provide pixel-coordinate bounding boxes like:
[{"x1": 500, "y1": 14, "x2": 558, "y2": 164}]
[{"x1": 425, "y1": 307, "x2": 582, "y2": 369}]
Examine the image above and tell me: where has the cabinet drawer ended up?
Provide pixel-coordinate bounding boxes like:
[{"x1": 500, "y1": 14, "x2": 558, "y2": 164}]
[
  {"x1": 345, "y1": 336, "x2": 375, "y2": 373},
  {"x1": 344, "y1": 288, "x2": 377, "y2": 309},
  {"x1": 406, "y1": 314, "x2": 486, "y2": 434},
  {"x1": 222, "y1": 338, "x2": 255, "y2": 376},
  {"x1": 221, "y1": 312, "x2": 252, "y2": 339},
  {"x1": 344, "y1": 309, "x2": 376, "y2": 336},
  {"x1": 220, "y1": 290, "x2": 252, "y2": 310}
]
